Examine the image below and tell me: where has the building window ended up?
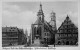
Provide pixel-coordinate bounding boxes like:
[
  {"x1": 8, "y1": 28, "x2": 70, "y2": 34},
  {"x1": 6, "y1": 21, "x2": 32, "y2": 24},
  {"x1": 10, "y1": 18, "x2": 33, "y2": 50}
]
[
  {"x1": 12, "y1": 30, "x2": 14, "y2": 31},
  {"x1": 67, "y1": 34, "x2": 68, "y2": 36},
  {"x1": 39, "y1": 27, "x2": 41, "y2": 35},
  {"x1": 45, "y1": 33, "x2": 48, "y2": 36},
  {"x1": 59, "y1": 34, "x2": 60, "y2": 37},
  {"x1": 60, "y1": 30, "x2": 62, "y2": 33},
  {"x1": 46, "y1": 33, "x2": 48, "y2": 36},
  {"x1": 9, "y1": 30, "x2": 11, "y2": 31},
  {"x1": 63, "y1": 34, "x2": 64, "y2": 37},
  {"x1": 34, "y1": 27, "x2": 36, "y2": 35},
  {"x1": 48, "y1": 33, "x2": 49, "y2": 36},
  {"x1": 11, "y1": 28, "x2": 12, "y2": 29},
  {"x1": 45, "y1": 33, "x2": 46, "y2": 36},
  {"x1": 65, "y1": 34, "x2": 67, "y2": 37},
  {"x1": 68, "y1": 34, "x2": 71, "y2": 37},
  {"x1": 58, "y1": 41, "x2": 61, "y2": 45},
  {"x1": 65, "y1": 30, "x2": 67, "y2": 33},
  {"x1": 44, "y1": 38, "x2": 46, "y2": 40},
  {"x1": 59, "y1": 30, "x2": 60, "y2": 32},
  {"x1": 46, "y1": 38, "x2": 48, "y2": 41}
]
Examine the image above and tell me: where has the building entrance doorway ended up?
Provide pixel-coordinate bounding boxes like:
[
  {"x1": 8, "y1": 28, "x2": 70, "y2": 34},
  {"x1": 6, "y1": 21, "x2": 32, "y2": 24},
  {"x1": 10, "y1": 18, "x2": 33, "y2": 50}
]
[
  {"x1": 66, "y1": 41, "x2": 69, "y2": 45},
  {"x1": 58, "y1": 41, "x2": 61, "y2": 45}
]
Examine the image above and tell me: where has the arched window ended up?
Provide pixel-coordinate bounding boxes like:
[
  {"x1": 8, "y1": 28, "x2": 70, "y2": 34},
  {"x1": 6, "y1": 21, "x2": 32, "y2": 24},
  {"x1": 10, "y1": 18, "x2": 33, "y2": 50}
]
[
  {"x1": 34, "y1": 27, "x2": 36, "y2": 35},
  {"x1": 58, "y1": 41, "x2": 61, "y2": 45},
  {"x1": 39, "y1": 27, "x2": 41, "y2": 36},
  {"x1": 37, "y1": 27, "x2": 38, "y2": 34},
  {"x1": 70, "y1": 41, "x2": 73, "y2": 45},
  {"x1": 66, "y1": 41, "x2": 69, "y2": 45}
]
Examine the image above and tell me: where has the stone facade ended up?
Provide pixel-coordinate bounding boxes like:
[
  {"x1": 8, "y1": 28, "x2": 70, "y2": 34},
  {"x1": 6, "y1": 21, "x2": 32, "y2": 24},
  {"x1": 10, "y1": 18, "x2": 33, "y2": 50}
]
[
  {"x1": 31, "y1": 4, "x2": 57, "y2": 45},
  {"x1": 30, "y1": 4, "x2": 78, "y2": 46},
  {"x1": 2, "y1": 26, "x2": 27, "y2": 47}
]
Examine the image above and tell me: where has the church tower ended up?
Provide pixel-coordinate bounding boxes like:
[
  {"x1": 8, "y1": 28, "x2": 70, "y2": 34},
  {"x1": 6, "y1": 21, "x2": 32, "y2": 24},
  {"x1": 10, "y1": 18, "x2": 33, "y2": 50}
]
[
  {"x1": 31, "y1": 3, "x2": 44, "y2": 42},
  {"x1": 49, "y1": 11, "x2": 57, "y2": 45},
  {"x1": 49, "y1": 11, "x2": 57, "y2": 31},
  {"x1": 37, "y1": 3, "x2": 44, "y2": 23}
]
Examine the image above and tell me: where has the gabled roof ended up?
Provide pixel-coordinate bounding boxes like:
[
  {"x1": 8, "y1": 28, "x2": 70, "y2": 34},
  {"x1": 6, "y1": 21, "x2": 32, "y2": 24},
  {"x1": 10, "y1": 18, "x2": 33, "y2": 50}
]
[
  {"x1": 33, "y1": 18, "x2": 54, "y2": 34},
  {"x1": 58, "y1": 15, "x2": 78, "y2": 33},
  {"x1": 34, "y1": 18, "x2": 42, "y2": 25},
  {"x1": 44, "y1": 20, "x2": 55, "y2": 34}
]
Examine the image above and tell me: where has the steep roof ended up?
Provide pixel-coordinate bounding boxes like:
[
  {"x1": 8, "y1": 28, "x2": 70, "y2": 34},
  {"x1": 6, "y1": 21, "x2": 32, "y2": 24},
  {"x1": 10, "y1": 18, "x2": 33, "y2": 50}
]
[
  {"x1": 58, "y1": 15, "x2": 78, "y2": 33},
  {"x1": 33, "y1": 18, "x2": 54, "y2": 34},
  {"x1": 44, "y1": 20, "x2": 55, "y2": 34},
  {"x1": 34, "y1": 18, "x2": 42, "y2": 25}
]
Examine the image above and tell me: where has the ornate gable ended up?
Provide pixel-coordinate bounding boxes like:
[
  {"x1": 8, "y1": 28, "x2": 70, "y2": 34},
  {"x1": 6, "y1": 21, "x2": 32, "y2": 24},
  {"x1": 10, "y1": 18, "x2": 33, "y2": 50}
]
[{"x1": 58, "y1": 15, "x2": 78, "y2": 33}]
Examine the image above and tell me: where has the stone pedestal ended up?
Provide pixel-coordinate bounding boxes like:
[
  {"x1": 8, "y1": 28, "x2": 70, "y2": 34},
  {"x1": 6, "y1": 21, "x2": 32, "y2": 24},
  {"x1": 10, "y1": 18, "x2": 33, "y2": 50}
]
[
  {"x1": 34, "y1": 39, "x2": 40, "y2": 45},
  {"x1": 29, "y1": 39, "x2": 48, "y2": 47}
]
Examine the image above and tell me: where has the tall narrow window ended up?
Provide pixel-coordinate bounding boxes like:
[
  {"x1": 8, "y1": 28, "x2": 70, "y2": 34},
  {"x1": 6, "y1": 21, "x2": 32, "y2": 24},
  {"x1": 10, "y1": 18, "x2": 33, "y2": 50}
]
[
  {"x1": 39, "y1": 27, "x2": 41, "y2": 36},
  {"x1": 34, "y1": 27, "x2": 36, "y2": 35}
]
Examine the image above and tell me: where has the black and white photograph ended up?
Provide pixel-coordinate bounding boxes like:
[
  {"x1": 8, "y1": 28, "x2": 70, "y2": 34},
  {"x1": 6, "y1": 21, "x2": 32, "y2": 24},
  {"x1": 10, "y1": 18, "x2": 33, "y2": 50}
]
[{"x1": 1, "y1": 0, "x2": 79, "y2": 50}]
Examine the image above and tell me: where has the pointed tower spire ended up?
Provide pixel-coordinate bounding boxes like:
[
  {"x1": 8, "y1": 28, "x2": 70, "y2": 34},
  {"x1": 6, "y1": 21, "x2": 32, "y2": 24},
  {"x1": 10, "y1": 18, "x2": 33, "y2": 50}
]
[
  {"x1": 37, "y1": 3, "x2": 44, "y2": 22},
  {"x1": 40, "y1": 3, "x2": 42, "y2": 11},
  {"x1": 39, "y1": 3, "x2": 43, "y2": 12},
  {"x1": 67, "y1": 14, "x2": 69, "y2": 18}
]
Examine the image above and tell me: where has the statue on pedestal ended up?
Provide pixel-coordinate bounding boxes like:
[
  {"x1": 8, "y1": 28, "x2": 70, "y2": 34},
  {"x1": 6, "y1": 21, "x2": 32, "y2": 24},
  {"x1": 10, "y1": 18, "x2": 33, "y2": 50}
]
[{"x1": 29, "y1": 35, "x2": 48, "y2": 47}]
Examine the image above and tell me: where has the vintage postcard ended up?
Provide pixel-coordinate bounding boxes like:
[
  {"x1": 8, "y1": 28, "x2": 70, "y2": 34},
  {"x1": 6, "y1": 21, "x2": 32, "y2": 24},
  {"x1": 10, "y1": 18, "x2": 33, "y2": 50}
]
[{"x1": 1, "y1": 0, "x2": 80, "y2": 50}]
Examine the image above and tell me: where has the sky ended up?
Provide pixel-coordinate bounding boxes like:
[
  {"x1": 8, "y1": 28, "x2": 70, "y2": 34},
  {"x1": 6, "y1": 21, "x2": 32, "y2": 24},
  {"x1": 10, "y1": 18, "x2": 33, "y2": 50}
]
[{"x1": 2, "y1": 1, "x2": 78, "y2": 35}]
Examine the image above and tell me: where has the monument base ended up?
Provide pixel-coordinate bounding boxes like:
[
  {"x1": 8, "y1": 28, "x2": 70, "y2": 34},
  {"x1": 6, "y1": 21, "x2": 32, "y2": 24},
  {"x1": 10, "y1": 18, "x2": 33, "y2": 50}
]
[{"x1": 29, "y1": 39, "x2": 48, "y2": 47}]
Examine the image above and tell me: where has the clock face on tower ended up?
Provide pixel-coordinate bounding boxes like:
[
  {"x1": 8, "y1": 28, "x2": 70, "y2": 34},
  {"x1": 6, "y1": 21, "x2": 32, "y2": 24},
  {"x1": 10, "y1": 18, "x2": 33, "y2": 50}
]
[{"x1": 50, "y1": 21, "x2": 55, "y2": 27}]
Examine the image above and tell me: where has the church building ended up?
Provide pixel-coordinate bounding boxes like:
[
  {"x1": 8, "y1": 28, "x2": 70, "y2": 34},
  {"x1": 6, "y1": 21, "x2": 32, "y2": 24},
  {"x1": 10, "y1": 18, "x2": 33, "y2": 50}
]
[{"x1": 30, "y1": 3, "x2": 57, "y2": 45}]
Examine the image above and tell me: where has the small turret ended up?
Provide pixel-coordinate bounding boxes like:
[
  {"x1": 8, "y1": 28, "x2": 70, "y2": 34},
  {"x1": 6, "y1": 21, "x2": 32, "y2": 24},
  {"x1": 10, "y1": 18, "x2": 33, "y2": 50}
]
[
  {"x1": 49, "y1": 11, "x2": 57, "y2": 30},
  {"x1": 50, "y1": 11, "x2": 56, "y2": 21}
]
